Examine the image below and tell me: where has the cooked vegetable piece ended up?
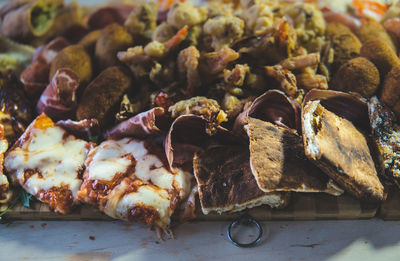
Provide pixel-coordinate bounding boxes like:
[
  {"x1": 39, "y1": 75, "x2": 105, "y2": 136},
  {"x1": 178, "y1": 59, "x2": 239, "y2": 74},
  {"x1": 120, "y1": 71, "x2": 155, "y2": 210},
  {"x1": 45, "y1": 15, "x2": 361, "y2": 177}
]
[
  {"x1": 0, "y1": 71, "x2": 32, "y2": 144},
  {"x1": 0, "y1": 36, "x2": 35, "y2": 75},
  {"x1": 0, "y1": 0, "x2": 63, "y2": 42}
]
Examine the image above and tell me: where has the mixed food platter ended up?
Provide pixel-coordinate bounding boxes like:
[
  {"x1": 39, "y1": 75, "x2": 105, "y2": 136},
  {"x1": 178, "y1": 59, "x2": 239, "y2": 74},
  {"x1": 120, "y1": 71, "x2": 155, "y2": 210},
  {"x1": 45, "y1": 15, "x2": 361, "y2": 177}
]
[{"x1": 1, "y1": 0, "x2": 400, "y2": 236}]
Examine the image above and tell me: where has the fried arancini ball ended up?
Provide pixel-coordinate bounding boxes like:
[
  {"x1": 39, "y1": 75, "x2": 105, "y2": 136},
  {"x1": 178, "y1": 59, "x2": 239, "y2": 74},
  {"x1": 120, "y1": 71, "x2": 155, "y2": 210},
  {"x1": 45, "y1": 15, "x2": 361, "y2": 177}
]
[
  {"x1": 95, "y1": 23, "x2": 134, "y2": 71},
  {"x1": 76, "y1": 66, "x2": 132, "y2": 126},
  {"x1": 380, "y1": 65, "x2": 400, "y2": 118},
  {"x1": 326, "y1": 23, "x2": 362, "y2": 74},
  {"x1": 356, "y1": 20, "x2": 396, "y2": 52},
  {"x1": 360, "y1": 38, "x2": 400, "y2": 80},
  {"x1": 331, "y1": 57, "x2": 380, "y2": 98},
  {"x1": 49, "y1": 44, "x2": 92, "y2": 85},
  {"x1": 78, "y1": 29, "x2": 102, "y2": 53}
]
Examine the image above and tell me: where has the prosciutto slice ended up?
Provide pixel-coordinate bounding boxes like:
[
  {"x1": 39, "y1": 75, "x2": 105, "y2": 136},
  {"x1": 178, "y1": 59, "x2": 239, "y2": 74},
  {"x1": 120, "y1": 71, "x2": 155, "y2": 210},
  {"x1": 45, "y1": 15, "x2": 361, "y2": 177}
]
[
  {"x1": 104, "y1": 107, "x2": 167, "y2": 139},
  {"x1": 321, "y1": 6, "x2": 362, "y2": 32},
  {"x1": 36, "y1": 68, "x2": 79, "y2": 121},
  {"x1": 165, "y1": 114, "x2": 236, "y2": 171},
  {"x1": 303, "y1": 89, "x2": 370, "y2": 131},
  {"x1": 88, "y1": 5, "x2": 134, "y2": 30},
  {"x1": 21, "y1": 37, "x2": 69, "y2": 98},
  {"x1": 233, "y1": 89, "x2": 301, "y2": 137},
  {"x1": 56, "y1": 119, "x2": 100, "y2": 141}
]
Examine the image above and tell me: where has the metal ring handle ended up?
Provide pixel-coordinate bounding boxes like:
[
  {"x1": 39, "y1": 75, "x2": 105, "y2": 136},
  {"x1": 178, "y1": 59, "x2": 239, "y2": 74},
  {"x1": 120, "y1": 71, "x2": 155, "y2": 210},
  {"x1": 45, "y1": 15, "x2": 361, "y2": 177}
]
[{"x1": 227, "y1": 215, "x2": 263, "y2": 248}]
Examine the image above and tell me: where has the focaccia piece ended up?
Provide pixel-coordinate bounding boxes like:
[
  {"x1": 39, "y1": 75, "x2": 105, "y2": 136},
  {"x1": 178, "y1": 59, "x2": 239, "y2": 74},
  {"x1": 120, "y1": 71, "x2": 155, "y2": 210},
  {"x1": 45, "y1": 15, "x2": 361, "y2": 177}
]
[
  {"x1": 303, "y1": 101, "x2": 385, "y2": 201},
  {"x1": 4, "y1": 114, "x2": 93, "y2": 214},
  {"x1": 247, "y1": 117, "x2": 343, "y2": 195},
  {"x1": 193, "y1": 146, "x2": 290, "y2": 215},
  {"x1": 369, "y1": 96, "x2": 400, "y2": 187},
  {"x1": 0, "y1": 124, "x2": 11, "y2": 204},
  {"x1": 78, "y1": 138, "x2": 191, "y2": 229}
]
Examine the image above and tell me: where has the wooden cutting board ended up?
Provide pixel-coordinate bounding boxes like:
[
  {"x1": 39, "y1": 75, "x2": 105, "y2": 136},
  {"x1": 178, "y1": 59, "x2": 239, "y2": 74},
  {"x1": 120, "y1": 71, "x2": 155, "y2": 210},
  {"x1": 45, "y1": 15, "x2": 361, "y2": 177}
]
[
  {"x1": 4, "y1": 192, "x2": 378, "y2": 221},
  {"x1": 378, "y1": 188, "x2": 400, "y2": 220}
]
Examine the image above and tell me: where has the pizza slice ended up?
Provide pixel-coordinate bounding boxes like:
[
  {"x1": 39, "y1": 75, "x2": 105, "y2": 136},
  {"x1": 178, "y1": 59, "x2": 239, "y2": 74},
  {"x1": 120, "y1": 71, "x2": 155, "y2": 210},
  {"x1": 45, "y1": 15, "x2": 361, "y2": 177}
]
[
  {"x1": 78, "y1": 138, "x2": 192, "y2": 229},
  {"x1": 4, "y1": 113, "x2": 94, "y2": 214},
  {"x1": 0, "y1": 124, "x2": 11, "y2": 205}
]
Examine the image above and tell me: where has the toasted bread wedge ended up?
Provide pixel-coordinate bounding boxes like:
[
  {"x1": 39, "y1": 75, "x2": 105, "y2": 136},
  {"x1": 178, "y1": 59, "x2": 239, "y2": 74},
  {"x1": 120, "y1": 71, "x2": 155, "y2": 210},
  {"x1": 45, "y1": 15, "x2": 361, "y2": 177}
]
[
  {"x1": 303, "y1": 100, "x2": 385, "y2": 201},
  {"x1": 247, "y1": 117, "x2": 343, "y2": 195},
  {"x1": 193, "y1": 146, "x2": 290, "y2": 215}
]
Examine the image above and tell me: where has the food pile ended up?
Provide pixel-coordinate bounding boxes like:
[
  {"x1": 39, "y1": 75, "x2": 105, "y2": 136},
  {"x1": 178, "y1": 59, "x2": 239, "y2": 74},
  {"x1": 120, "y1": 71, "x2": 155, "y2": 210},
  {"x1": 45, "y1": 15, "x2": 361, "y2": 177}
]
[{"x1": 1, "y1": 0, "x2": 400, "y2": 231}]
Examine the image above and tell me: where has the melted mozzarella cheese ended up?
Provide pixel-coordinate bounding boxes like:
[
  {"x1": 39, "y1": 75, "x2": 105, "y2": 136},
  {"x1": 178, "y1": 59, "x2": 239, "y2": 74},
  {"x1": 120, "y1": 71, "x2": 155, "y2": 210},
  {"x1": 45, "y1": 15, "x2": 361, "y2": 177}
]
[
  {"x1": 4, "y1": 125, "x2": 89, "y2": 198},
  {"x1": 303, "y1": 100, "x2": 321, "y2": 158},
  {"x1": 116, "y1": 185, "x2": 171, "y2": 223},
  {"x1": 0, "y1": 137, "x2": 8, "y2": 188},
  {"x1": 123, "y1": 139, "x2": 190, "y2": 192},
  {"x1": 173, "y1": 169, "x2": 192, "y2": 199},
  {"x1": 86, "y1": 139, "x2": 191, "y2": 193},
  {"x1": 0, "y1": 174, "x2": 7, "y2": 187},
  {"x1": 104, "y1": 178, "x2": 172, "y2": 227},
  {"x1": 83, "y1": 138, "x2": 192, "y2": 227},
  {"x1": 86, "y1": 140, "x2": 133, "y2": 181}
]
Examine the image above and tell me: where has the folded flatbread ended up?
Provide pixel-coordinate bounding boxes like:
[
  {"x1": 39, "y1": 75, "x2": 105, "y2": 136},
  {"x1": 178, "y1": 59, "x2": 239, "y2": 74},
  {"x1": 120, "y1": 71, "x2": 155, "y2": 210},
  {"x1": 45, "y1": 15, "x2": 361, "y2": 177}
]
[
  {"x1": 193, "y1": 145, "x2": 290, "y2": 215},
  {"x1": 303, "y1": 99, "x2": 385, "y2": 201},
  {"x1": 247, "y1": 117, "x2": 343, "y2": 195}
]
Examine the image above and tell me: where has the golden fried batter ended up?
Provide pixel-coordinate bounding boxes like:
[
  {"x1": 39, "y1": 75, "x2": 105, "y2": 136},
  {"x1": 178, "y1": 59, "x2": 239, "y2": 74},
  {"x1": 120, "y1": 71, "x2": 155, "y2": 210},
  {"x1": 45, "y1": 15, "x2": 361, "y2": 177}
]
[{"x1": 331, "y1": 57, "x2": 380, "y2": 98}]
